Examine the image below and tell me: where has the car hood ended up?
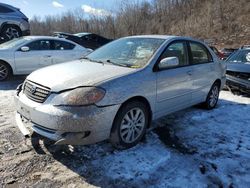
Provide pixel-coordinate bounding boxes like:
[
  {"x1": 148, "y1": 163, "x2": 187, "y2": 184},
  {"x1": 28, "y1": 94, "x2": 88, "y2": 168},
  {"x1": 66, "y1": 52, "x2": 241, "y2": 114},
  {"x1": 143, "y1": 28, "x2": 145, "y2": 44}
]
[
  {"x1": 226, "y1": 62, "x2": 250, "y2": 74},
  {"x1": 27, "y1": 60, "x2": 136, "y2": 92}
]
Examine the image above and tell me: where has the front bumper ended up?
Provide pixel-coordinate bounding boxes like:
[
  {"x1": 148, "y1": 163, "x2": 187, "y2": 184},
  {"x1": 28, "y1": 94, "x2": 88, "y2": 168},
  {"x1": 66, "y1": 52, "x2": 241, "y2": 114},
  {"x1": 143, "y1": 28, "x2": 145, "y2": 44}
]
[
  {"x1": 226, "y1": 75, "x2": 250, "y2": 94},
  {"x1": 15, "y1": 92, "x2": 120, "y2": 145}
]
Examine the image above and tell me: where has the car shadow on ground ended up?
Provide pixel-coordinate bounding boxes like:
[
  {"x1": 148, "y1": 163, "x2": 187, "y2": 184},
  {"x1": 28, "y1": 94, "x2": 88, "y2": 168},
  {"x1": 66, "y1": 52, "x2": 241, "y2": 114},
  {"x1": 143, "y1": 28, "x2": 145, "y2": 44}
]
[
  {"x1": 0, "y1": 76, "x2": 26, "y2": 90},
  {"x1": 28, "y1": 97, "x2": 250, "y2": 187}
]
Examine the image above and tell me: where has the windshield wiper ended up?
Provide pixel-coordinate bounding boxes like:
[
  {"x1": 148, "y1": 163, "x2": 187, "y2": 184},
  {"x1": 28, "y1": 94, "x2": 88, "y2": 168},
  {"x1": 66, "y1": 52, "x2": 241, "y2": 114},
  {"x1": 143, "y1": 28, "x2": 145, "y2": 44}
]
[
  {"x1": 80, "y1": 57, "x2": 104, "y2": 65},
  {"x1": 105, "y1": 59, "x2": 132, "y2": 68}
]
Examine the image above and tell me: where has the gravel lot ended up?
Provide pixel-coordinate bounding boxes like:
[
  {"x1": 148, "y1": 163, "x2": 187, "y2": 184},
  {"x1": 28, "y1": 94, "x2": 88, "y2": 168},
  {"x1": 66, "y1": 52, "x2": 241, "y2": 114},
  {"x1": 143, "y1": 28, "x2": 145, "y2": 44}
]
[{"x1": 1, "y1": 78, "x2": 250, "y2": 188}]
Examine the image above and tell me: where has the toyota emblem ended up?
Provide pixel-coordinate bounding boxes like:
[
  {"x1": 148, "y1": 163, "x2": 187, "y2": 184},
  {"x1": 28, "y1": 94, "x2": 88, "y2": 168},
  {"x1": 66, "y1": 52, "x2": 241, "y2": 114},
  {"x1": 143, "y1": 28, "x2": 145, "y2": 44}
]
[{"x1": 31, "y1": 86, "x2": 36, "y2": 94}]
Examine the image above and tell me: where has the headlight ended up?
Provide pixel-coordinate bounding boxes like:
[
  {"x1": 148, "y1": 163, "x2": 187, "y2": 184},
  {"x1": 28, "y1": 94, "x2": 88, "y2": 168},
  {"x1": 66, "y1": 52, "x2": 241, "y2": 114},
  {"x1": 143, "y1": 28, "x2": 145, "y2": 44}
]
[{"x1": 52, "y1": 87, "x2": 105, "y2": 106}]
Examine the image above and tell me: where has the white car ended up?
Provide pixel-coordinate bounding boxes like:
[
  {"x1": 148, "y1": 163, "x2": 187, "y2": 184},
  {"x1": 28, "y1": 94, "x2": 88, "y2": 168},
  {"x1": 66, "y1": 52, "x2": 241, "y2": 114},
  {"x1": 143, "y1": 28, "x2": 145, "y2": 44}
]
[{"x1": 0, "y1": 36, "x2": 93, "y2": 80}]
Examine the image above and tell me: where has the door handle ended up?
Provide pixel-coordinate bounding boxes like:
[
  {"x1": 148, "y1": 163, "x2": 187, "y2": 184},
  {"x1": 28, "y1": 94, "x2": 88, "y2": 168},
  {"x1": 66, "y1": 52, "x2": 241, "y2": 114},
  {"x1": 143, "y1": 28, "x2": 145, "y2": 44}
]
[
  {"x1": 187, "y1": 71, "x2": 192, "y2": 75},
  {"x1": 44, "y1": 55, "x2": 51, "y2": 58}
]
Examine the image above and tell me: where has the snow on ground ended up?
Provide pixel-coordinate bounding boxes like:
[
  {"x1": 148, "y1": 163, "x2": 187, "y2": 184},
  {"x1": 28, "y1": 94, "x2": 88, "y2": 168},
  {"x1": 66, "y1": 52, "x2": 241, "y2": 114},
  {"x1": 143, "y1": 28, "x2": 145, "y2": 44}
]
[{"x1": 0, "y1": 79, "x2": 250, "y2": 187}]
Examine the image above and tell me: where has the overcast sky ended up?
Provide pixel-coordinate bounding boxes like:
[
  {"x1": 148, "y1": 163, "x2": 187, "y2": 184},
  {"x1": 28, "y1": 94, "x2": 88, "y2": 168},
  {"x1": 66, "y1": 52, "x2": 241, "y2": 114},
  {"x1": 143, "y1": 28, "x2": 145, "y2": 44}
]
[{"x1": 1, "y1": 0, "x2": 126, "y2": 19}]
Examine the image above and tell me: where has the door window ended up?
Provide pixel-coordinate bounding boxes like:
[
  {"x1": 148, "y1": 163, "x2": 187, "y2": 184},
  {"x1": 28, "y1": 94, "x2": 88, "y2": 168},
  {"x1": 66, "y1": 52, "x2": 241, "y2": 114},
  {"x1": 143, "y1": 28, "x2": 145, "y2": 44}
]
[
  {"x1": 159, "y1": 41, "x2": 188, "y2": 67},
  {"x1": 26, "y1": 40, "x2": 52, "y2": 51},
  {"x1": 53, "y1": 40, "x2": 75, "y2": 50},
  {"x1": 190, "y1": 42, "x2": 212, "y2": 64}
]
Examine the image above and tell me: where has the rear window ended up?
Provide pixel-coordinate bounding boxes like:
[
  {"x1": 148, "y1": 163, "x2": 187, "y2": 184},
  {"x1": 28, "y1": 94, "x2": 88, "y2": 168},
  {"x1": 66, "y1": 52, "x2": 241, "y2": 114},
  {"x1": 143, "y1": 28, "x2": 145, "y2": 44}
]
[{"x1": 53, "y1": 40, "x2": 75, "y2": 50}]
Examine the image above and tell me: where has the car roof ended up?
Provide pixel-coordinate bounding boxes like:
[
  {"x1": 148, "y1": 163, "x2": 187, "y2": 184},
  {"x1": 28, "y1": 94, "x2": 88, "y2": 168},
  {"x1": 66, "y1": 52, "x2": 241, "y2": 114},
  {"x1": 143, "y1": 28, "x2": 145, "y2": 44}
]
[
  {"x1": 0, "y1": 3, "x2": 19, "y2": 10},
  {"x1": 23, "y1": 36, "x2": 73, "y2": 41},
  {"x1": 123, "y1": 35, "x2": 203, "y2": 43},
  {"x1": 74, "y1": 33, "x2": 92, "y2": 37},
  {"x1": 22, "y1": 36, "x2": 80, "y2": 45}
]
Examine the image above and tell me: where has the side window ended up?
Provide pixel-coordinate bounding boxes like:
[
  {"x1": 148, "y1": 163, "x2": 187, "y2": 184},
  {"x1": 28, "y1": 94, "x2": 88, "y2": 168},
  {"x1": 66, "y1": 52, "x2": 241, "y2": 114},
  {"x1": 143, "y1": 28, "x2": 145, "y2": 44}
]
[
  {"x1": 190, "y1": 42, "x2": 212, "y2": 64},
  {"x1": 27, "y1": 40, "x2": 51, "y2": 51},
  {"x1": 159, "y1": 41, "x2": 188, "y2": 67},
  {"x1": 54, "y1": 40, "x2": 75, "y2": 50},
  {"x1": 0, "y1": 5, "x2": 14, "y2": 13}
]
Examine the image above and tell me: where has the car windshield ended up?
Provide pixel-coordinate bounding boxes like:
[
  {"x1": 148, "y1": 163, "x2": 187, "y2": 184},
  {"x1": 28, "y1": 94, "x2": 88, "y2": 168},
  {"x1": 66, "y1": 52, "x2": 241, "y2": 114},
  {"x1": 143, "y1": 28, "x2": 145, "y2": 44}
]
[
  {"x1": 0, "y1": 37, "x2": 30, "y2": 49},
  {"x1": 226, "y1": 50, "x2": 250, "y2": 63},
  {"x1": 86, "y1": 37, "x2": 165, "y2": 68}
]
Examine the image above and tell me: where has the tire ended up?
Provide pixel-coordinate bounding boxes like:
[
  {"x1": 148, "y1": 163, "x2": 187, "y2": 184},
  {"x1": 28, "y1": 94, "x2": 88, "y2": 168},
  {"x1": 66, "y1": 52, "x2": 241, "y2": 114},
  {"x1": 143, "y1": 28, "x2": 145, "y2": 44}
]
[
  {"x1": 0, "y1": 62, "x2": 11, "y2": 81},
  {"x1": 110, "y1": 101, "x2": 149, "y2": 149},
  {"x1": 1, "y1": 25, "x2": 22, "y2": 41},
  {"x1": 203, "y1": 82, "x2": 220, "y2": 109}
]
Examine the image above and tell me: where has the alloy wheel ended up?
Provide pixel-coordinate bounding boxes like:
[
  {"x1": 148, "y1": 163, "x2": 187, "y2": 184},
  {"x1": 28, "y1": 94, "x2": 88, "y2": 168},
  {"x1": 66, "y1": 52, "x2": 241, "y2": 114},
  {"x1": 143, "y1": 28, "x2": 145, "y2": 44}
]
[
  {"x1": 5, "y1": 27, "x2": 20, "y2": 40},
  {"x1": 119, "y1": 107, "x2": 146, "y2": 144},
  {"x1": 209, "y1": 85, "x2": 219, "y2": 107},
  {"x1": 0, "y1": 64, "x2": 8, "y2": 81}
]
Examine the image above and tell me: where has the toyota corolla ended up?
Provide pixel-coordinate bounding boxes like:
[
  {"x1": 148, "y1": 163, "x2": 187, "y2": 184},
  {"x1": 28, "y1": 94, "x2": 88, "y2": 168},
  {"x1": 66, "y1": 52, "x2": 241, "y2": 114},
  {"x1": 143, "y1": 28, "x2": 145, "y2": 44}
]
[{"x1": 15, "y1": 35, "x2": 226, "y2": 149}]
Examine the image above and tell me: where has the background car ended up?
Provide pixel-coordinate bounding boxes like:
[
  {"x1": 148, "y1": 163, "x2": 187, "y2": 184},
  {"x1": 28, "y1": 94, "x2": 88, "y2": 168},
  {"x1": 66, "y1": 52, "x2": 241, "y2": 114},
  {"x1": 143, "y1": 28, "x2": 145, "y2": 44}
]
[
  {"x1": 225, "y1": 47, "x2": 250, "y2": 94},
  {"x1": 15, "y1": 35, "x2": 226, "y2": 149},
  {"x1": 0, "y1": 3, "x2": 30, "y2": 43},
  {"x1": 53, "y1": 32, "x2": 112, "y2": 50},
  {"x1": 0, "y1": 36, "x2": 92, "y2": 81},
  {"x1": 220, "y1": 48, "x2": 238, "y2": 59},
  {"x1": 209, "y1": 46, "x2": 225, "y2": 59}
]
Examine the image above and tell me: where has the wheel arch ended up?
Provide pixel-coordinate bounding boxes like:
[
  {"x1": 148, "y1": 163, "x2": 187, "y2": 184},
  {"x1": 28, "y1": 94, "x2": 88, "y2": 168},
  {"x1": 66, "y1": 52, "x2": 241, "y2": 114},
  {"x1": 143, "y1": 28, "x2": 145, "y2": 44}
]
[
  {"x1": 214, "y1": 79, "x2": 221, "y2": 89},
  {"x1": 0, "y1": 22, "x2": 21, "y2": 31},
  {"x1": 115, "y1": 96, "x2": 153, "y2": 129},
  {"x1": 0, "y1": 60, "x2": 13, "y2": 75}
]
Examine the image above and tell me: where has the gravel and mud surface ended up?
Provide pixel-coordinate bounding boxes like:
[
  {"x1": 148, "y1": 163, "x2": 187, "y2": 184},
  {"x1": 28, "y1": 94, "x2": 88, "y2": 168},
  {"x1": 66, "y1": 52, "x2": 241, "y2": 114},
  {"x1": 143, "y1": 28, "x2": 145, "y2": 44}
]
[{"x1": 1, "y1": 77, "x2": 250, "y2": 187}]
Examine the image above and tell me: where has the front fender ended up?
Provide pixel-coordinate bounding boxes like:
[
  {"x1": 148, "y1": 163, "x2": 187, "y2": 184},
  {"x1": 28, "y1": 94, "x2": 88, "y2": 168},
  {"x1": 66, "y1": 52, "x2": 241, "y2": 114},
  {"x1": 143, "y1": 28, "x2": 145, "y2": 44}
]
[{"x1": 96, "y1": 67, "x2": 157, "y2": 113}]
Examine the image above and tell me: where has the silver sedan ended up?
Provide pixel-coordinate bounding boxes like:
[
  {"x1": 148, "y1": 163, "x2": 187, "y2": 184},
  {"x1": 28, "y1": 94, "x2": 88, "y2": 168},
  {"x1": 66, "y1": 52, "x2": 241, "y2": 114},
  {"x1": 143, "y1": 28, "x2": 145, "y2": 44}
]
[
  {"x1": 0, "y1": 36, "x2": 92, "y2": 81},
  {"x1": 15, "y1": 35, "x2": 226, "y2": 149}
]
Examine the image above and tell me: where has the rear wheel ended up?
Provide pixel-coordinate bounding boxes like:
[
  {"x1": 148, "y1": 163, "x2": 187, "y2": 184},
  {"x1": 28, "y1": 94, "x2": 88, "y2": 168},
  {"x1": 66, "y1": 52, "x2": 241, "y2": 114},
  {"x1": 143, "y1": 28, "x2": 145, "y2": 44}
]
[
  {"x1": 203, "y1": 82, "x2": 220, "y2": 109},
  {"x1": 1, "y1": 25, "x2": 22, "y2": 41},
  {"x1": 110, "y1": 101, "x2": 149, "y2": 149},
  {"x1": 0, "y1": 62, "x2": 11, "y2": 81}
]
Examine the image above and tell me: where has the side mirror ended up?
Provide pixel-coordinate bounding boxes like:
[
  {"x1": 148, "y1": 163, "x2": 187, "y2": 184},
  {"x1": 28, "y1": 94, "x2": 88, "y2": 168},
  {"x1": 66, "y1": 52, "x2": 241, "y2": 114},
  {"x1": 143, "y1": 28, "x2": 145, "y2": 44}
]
[
  {"x1": 21, "y1": 46, "x2": 30, "y2": 52},
  {"x1": 158, "y1": 57, "x2": 179, "y2": 69}
]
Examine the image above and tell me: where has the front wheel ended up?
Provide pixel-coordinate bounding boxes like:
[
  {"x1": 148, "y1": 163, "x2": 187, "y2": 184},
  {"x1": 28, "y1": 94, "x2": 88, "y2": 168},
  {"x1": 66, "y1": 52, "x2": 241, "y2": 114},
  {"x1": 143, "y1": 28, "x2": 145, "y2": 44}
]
[
  {"x1": 110, "y1": 101, "x2": 149, "y2": 149},
  {"x1": 203, "y1": 82, "x2": 220, "y2": 109}
]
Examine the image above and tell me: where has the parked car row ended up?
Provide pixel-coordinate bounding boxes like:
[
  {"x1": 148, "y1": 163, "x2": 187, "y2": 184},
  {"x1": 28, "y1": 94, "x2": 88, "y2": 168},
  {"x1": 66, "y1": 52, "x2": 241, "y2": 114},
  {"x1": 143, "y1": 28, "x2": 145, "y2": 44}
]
[
  {"x1": 209, "y1": 46, "x2": 238, "y2": 60},
  {"x1": 0, "y1": 2, "x2": 245, "y2": 149}
]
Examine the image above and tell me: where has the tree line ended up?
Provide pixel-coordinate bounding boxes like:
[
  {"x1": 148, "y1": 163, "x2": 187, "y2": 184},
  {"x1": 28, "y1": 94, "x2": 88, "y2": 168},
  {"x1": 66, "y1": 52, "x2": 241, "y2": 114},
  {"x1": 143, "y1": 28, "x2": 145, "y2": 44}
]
[{"x1": 30, "y1": 0, "x2": 249, "y2": 47}]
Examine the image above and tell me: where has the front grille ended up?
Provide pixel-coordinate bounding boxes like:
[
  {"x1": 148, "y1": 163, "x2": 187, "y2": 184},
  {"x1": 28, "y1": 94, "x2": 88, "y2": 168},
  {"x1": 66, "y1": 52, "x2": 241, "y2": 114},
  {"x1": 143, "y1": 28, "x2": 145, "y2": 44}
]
[
  {"x1": 23, "y1": 81, "x2": 50, "y2": 103},
  {"x1": 226, "y1": 71, "x2": 250, "y2": 81}
]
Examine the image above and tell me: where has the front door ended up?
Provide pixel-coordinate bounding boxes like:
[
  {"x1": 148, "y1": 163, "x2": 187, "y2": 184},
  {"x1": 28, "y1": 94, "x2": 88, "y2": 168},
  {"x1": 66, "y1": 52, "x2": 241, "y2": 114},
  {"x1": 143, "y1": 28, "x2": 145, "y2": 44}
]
[
  {"x1": 155, "y1": 41, "x2": 193, "y2": 118},
  {"x1": 14, "y1": 39, "x2": 53, "y2": 74}
]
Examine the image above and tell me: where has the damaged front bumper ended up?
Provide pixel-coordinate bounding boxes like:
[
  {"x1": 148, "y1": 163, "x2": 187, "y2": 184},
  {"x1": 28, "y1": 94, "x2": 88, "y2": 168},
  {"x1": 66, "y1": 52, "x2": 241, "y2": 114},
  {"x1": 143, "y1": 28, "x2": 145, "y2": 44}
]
[
  {"x1": 14, "y1": 91, "x2": 120, "y2": 145},
  {"x1": 226, "y1": 75, "x2": 250, "y2": 94}
]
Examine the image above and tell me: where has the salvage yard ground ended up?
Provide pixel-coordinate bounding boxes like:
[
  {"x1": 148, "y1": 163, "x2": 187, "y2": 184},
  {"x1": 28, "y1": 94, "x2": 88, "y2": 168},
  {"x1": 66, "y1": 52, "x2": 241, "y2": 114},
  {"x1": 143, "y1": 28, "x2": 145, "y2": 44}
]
[{"x1": 0, "y1": 77, "x2": 250, "y2": 187}]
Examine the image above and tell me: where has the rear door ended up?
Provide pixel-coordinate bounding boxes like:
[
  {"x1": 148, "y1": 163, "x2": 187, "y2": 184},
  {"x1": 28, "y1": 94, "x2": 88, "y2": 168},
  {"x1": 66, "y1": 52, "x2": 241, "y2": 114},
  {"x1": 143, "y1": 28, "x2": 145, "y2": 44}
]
[
  {"x1": 51, "y1": 40, "x2": 79, "y2": 64},
  {"x1": 14, "y1": 39, "x2": 53, "y2": 74},
  {"x1": 188, "y1": 41, "x2": 216, "y2": 104},
  {"x1": 155, "y1": 41, "x2": 193, "y2": 117}
]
